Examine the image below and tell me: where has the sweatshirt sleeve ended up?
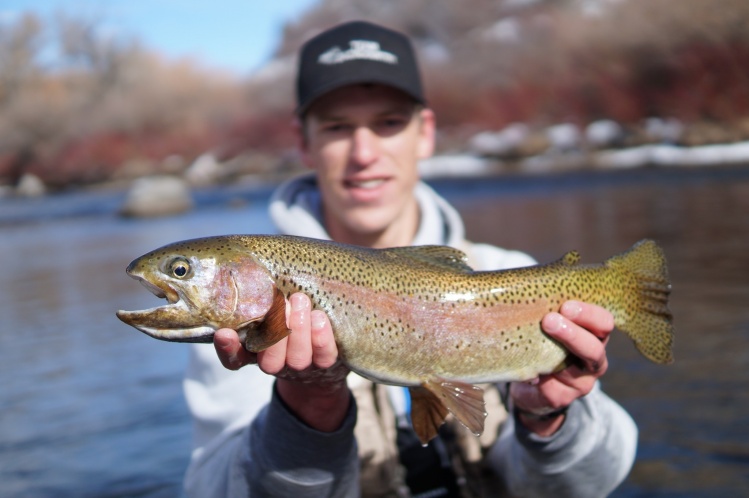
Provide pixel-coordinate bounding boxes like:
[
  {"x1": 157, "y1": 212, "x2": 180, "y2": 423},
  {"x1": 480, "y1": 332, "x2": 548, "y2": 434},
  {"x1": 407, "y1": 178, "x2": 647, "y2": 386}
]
[
  {"x1": 184, "y1": 383, "x2": 359, "y2": 497},
  {"x1": 487, "y1": 383, "x2": 637, "y2": 498}
]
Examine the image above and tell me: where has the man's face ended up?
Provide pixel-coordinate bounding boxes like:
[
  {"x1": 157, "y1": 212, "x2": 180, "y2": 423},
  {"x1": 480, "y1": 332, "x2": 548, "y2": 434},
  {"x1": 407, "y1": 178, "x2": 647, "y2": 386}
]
[{"x1": 298, "y1": 84, "x2": 435, "y2": 247}]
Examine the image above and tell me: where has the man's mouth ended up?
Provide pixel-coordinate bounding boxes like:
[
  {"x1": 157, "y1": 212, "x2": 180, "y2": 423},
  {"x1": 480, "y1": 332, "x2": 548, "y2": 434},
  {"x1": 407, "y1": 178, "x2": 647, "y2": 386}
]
[{"x1": 345, "y1": 178, "x2": 386, "y2": 190}]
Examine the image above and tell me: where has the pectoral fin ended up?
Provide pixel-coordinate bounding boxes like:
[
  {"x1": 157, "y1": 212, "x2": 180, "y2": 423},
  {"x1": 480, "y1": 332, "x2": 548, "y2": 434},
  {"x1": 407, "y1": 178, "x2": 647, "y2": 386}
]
[
  {"x1": 242, "y1": 287, "x2": 290, "y2": 352},
  {"x1": 409, "y1": 380, "x2": 487, "y2": 444}
]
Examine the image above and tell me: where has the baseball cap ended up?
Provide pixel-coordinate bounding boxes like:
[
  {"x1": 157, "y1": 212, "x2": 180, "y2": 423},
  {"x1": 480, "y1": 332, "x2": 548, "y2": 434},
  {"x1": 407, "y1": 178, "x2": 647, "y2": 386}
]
[{"x1": 296, "y1": 20, "x2": 425, "y2": 115}]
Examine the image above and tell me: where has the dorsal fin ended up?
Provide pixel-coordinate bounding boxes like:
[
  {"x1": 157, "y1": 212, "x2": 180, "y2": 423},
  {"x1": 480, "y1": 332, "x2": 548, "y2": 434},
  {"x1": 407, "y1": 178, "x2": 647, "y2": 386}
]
[
  {"x1": 383, "y1": 246, "x2": 473, "y2": 272},
  {"x1": 551, "y1": 250, "x2": 581, "y2": 266}
]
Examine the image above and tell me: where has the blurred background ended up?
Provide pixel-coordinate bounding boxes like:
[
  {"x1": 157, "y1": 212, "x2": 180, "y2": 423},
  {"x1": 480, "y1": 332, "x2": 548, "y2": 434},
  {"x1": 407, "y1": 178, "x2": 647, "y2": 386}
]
[{"x1": 1, "y1": 0, "x2": 748, "y2": 496}]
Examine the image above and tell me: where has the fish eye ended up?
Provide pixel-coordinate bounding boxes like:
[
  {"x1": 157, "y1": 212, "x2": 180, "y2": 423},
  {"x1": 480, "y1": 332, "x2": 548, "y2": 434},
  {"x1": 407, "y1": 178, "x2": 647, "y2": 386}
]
[{"x1": 167, "y1": 257, "x2": 191, "y2": 279}]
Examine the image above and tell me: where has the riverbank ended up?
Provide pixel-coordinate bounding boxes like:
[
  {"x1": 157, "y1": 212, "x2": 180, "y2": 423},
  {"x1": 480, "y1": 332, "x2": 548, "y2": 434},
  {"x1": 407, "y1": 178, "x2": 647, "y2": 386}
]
[{"x1": 4, "y1": 160, "x2": 749, "y2": 227}]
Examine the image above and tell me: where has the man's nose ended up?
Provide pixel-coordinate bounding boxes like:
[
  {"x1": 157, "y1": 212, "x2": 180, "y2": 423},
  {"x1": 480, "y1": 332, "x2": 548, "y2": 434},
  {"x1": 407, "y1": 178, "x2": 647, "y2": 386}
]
[{"x1": 350, "y1": 127, "x2": 380, "y2": 166}]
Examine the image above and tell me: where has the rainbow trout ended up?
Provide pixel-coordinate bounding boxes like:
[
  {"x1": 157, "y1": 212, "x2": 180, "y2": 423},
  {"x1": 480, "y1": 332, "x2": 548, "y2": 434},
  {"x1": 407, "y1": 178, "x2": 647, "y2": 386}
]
[{"x1": 117, "y1": 235, "x2": 673, "y2": 442}]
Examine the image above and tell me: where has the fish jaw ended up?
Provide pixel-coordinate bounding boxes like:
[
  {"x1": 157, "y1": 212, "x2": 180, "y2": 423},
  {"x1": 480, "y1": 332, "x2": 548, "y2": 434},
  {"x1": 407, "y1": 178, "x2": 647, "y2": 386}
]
[
  {"x1": 116, "y1": 304, "x2": 217, "y2": 342},
  {"x1": 116, "y1": 268, "x2": 216, "y2": 343}
]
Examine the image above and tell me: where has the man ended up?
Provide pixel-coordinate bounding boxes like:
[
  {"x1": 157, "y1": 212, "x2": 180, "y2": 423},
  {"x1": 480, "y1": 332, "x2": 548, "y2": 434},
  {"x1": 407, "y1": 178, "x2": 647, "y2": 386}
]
[{"x1": 183, "y1": 21, "x2": 637, "y2": 497}]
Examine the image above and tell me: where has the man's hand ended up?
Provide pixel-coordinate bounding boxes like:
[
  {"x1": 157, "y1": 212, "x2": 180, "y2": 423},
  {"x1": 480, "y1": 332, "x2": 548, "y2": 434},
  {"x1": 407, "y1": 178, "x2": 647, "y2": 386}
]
[
  {"x1": 213, "y1": 293, "x2": 351, "y2": 432},
  {"x1": 510, "y1": 300, "x2": 614, "y2": 436}
]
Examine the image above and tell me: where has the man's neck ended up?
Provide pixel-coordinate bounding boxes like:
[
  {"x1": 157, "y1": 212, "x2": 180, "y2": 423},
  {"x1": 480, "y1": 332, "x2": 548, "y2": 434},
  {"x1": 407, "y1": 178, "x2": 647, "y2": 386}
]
[{"x1": 325, "y1": 200, "x2": 420, "y2": 249}]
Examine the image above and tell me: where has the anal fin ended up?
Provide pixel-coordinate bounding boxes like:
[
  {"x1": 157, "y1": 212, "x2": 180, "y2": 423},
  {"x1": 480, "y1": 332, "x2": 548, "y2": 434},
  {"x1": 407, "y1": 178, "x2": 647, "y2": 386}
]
[
  {"x1": 409, "y1": 385, "x2": 449, "y2": 445},
  {"x1": 241, "y1": 287, "x2": 290, "y2": 352},
  {"x1": 424, "y1": 380, "x2": 486, "y2": 437},
  {"x1": 409, "y1": 380, "x2": 487, "y2": 444}
]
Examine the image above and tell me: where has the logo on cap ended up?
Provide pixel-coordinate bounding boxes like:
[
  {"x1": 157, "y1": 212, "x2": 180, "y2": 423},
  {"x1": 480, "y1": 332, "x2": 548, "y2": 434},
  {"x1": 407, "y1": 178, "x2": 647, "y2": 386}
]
[{"x1": 318, "y1": 40, "x2": 398, "y2": 65}]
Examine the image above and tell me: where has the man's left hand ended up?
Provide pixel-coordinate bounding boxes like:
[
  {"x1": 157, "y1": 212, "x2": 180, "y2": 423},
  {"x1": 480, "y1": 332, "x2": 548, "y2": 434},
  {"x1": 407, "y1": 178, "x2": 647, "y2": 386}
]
[{"x1": 510, "y1": 300, "x2": 614, "y2": 436}]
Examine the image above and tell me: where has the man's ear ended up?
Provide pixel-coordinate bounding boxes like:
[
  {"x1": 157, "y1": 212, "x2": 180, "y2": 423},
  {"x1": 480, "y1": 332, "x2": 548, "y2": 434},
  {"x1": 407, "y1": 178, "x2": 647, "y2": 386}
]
[
  {"x1": 292, "y1": 117, "x2": 314, "y2": 169},
  {"x1": 417, "y1": 108, "x2": 436, "y2": 160}
]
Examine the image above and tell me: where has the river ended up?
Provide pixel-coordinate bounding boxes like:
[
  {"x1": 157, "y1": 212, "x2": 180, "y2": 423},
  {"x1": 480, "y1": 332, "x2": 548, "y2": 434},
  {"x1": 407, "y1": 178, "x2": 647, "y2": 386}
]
[{"x1": 1, "y1": 166, "x2": 748, "y2": 496}]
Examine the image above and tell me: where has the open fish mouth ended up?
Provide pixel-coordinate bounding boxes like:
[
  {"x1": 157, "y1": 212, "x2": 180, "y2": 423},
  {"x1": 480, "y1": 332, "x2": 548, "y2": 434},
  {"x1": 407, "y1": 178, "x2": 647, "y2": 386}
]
[
  {"x1": 139, "y1": 277, "x2": 168, "y2": 301},
  {"x1": 126, "y1": 267, "x2": 179, "y2": 303},
  {"x1": 116, "y1": 273, "x2": 215, "y2": 343}
]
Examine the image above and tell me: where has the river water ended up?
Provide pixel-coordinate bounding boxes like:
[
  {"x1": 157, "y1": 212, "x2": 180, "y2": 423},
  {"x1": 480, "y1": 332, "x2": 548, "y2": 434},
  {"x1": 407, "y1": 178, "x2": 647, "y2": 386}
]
[{"x1": 1, "y1": 166, "x2": 748, "y2": 497}]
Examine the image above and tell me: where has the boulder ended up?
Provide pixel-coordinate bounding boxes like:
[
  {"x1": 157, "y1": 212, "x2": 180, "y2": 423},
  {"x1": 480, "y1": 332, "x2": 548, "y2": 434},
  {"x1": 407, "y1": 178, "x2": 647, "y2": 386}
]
[
  {"x1": 468, "y1": 123, "x2": 529, "y2": 157},
  {"x1": 585, "y1": 120, "x2": 625, "y2": 149},
  {"x1": 185, "y1": 153, "x2": 222, "y2": 186},
  {"x1": 644, "y1": 117, "x2": 684, "y2": 144},
  {"x1": 16, "y1": 173, "x2": 46, "y2": 197},
  {"x1": 120, "y1": 175, "x2": 193, "y2": 218},
  {"x1": 546, "y1": 123, "x2": 582, "y2": 152}
]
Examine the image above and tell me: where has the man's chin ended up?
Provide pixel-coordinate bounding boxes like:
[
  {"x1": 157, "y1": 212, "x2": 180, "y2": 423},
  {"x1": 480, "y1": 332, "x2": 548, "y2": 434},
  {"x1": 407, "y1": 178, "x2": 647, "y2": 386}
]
[{"x1": 326, "y1": 213, "x2": 391, "y2": 245}]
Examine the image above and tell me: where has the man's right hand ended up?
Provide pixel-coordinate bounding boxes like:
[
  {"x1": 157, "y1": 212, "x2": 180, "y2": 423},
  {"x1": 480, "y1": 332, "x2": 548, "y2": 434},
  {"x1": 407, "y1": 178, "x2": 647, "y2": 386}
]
[{"x1": 213, "y1": 292, "x2": 351, "y2": 432}]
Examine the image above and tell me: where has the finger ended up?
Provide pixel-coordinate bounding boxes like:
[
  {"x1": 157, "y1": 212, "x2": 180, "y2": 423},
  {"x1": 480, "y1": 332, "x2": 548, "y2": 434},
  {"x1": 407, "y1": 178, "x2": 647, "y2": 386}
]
[
  {"x1": 285, "y1": 293, "x2": 313, "y2": 371},
  {"x1": 310, "y1": 310, "x2": 338, "y2": 369},
  {"x1": 542, "y1": 312, "x2": 609, "y2": 376},
  {"x1": 214, "y1": 328, "x2": 257, "y2": 370},
  {"x1": 257, "y1": 337, "x2": 289, "y2": 375},
  {"x1": 547, "y1": 365, "x2": 599, "y2": 396},
  {"x1": 511, "y1": 376, "x2": 578, "y2": 412},
  {"x1": 559, "y1": 301, "x2": 614, "y2": 339}
]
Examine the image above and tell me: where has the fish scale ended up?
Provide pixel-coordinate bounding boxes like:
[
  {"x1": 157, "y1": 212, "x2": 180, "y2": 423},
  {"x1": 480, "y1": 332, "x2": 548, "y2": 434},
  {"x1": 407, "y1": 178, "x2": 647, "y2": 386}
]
[{"x1": 117, "y1": 235, "x2": 674, "y2": 443}]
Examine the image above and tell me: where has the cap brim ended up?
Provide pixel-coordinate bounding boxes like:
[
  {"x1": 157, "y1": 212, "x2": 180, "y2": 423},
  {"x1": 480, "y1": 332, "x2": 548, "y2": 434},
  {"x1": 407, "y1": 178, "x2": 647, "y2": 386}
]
[{"x1": 296, "y1": 76, "x2": 425, "y2": 116}]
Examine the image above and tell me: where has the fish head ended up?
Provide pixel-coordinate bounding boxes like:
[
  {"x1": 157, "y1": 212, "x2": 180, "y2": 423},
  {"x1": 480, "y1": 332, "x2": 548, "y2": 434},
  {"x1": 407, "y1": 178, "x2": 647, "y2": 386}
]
[{"x1": 116, "y1": 237, "x2": 277, "y2": 343}]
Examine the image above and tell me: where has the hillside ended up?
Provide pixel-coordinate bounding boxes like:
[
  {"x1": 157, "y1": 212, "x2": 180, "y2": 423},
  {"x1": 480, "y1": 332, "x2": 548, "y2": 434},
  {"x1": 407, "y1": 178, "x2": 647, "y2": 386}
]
[{"x1": 2, "y1": 0, "x2": 749, "y2": 191}]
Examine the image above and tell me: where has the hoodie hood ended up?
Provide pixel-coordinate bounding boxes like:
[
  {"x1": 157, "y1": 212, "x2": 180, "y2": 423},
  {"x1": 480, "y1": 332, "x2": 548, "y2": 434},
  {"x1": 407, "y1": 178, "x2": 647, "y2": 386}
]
[{"x1": 268, "y1": 173, "x2": 466, "y2": 248}]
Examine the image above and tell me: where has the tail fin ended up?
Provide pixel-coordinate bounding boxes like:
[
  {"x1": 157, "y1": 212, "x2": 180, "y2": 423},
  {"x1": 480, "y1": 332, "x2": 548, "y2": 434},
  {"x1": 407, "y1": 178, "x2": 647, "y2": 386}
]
[{"x1": 607, "y1": 239, "x2": 674, "y2": 364}]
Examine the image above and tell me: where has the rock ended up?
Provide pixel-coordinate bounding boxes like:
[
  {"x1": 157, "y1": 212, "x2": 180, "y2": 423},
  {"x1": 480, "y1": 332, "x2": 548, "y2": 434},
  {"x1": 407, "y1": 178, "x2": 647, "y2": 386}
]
[
  {"x1": 185, "y1": 153, "x2": 222, "y2": 186},
  {"x1": 16, "y1": 173, "x2": 46, "y2": 197},
  {"x1": 120, "y1": 175, "x2": 193, "y2": 218},
  {"x1": 546, "y1": 123, "x2": 582, "y2": 152},
  {"x1": 644, "y1": 117, "x2": 684, "y2": 144},
  {"x1": 585, "y1": 120, "x2": 624, "y2": 149},
  {"x1": 468, "y1": 123, "x2": 529, "y2": 157},
  {"x1": 515, "y1": 131, "x2": 551, "y2": 157}
]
